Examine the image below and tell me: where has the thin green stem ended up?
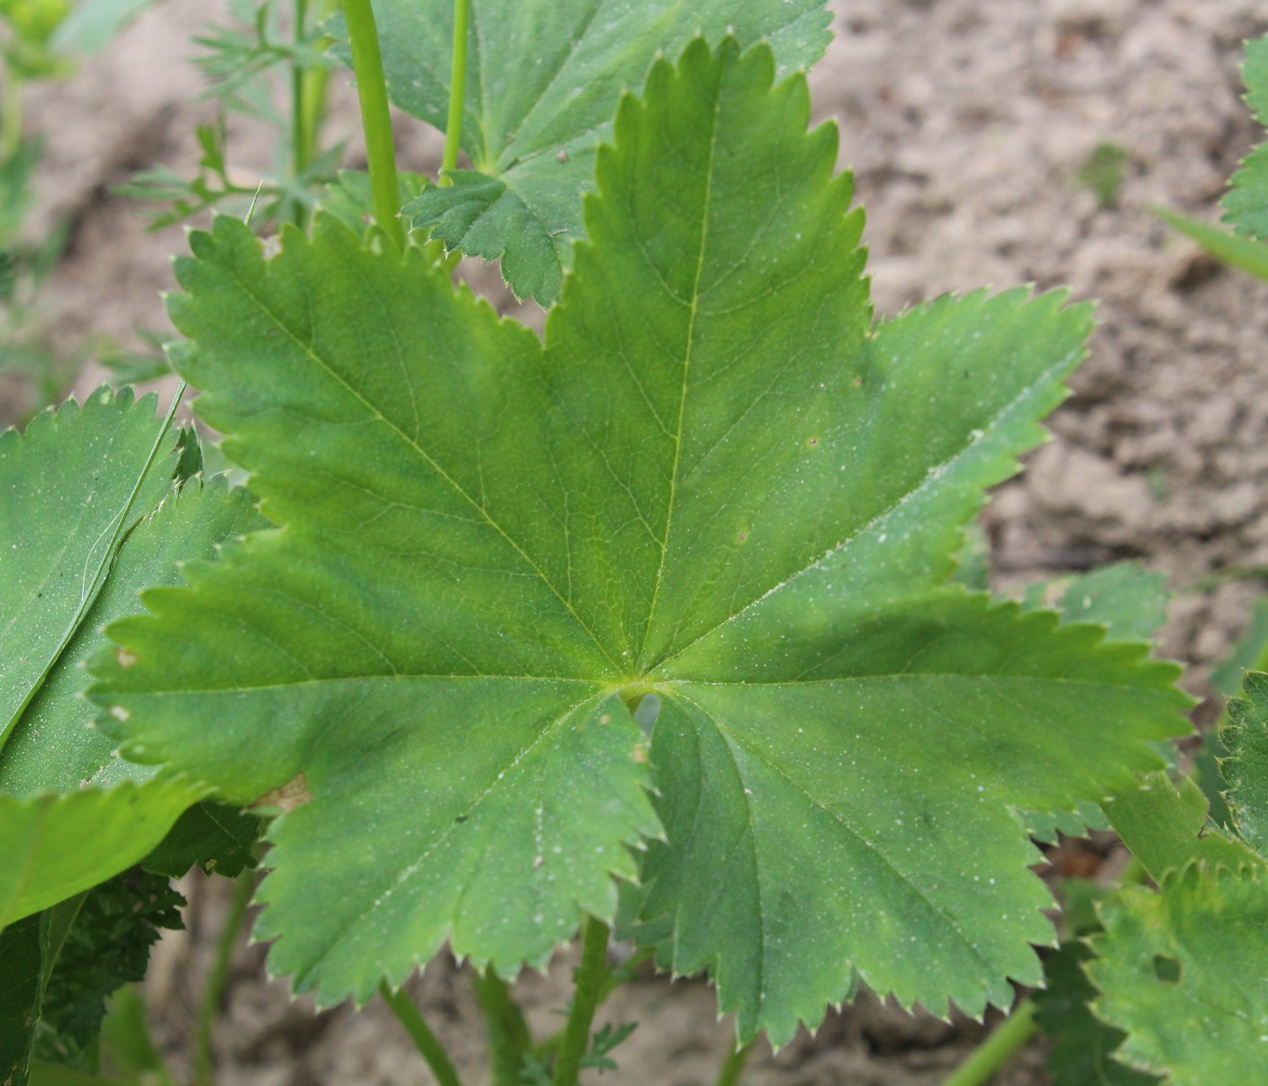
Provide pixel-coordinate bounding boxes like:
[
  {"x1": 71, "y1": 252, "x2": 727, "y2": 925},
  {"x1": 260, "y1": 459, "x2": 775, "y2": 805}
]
[
  {"x1": 193, "y1": 871, "x2": 255, "y2": 1086},
  {"x1": 291, "y1": 0, "x2": 308, "y2": 180},
  {"x1": 470, "y1": 968, "x2": 534, "y2": 1086},
  {"x1": 551, "y1": 915, "x2": 610, "y2": 1086},
  {"x1": 939, "y1": 999, "x2": 1038, "y2": 1086},
  {"x1": 379, "y1": 980, "x2": 463, "y2": 1086},
  {"x1": 713, "y1": 1042, "x2": 752, "y2": 1086},
  {"x1": 440, "y1": 0, "x2": 470, "y2": 179},
  {"x1": 342, "y1": 0, "x2": 403, "y2": 250}
]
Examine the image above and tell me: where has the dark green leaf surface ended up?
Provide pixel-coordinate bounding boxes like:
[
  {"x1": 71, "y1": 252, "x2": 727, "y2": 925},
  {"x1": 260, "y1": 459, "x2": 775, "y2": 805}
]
[
  {"x1": 94, "y1": 41, "x2": 1189, "y2": 1043},
  {"x1": 0, "y1": 389, "x2": 176, "y2": 750},
  {"x1": 141, "y1": 801, "x2": 259, "y2": 879},
  {"x1": 1223, "y1": 35, "x2": 1268, "y2": 240},
  {"x1": 1034, "y1": 942, "x2": 1159, "y2": 1086},
  {"x1": 1223, "y1": 671, "x2": 1268, "y2": 856},
  {"x1": 349, "y1": 0, "x2": 831, "y2": 302},
  {"x1": 0, "y1": 913, "x2": 44, "y2": 1086},
  {"x1": 1088, "y1": 863, "x2": 1268, "y2": 1085}
]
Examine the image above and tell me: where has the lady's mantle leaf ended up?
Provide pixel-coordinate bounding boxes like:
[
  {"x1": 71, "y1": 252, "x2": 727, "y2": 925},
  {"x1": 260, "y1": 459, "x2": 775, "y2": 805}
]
[
  {"x1": 1087, "y1": 864, "x2": 1268, "y2": 1085},
  {"x1": 1223, "y1": 671, "x2": 1268, "y2": 857},
  {"x1": 340, "y1": 0, "x2": 831, "y2": 303},
  {"x1": 94, "y1": 40, "x2": 1188, "y2": 1042}
]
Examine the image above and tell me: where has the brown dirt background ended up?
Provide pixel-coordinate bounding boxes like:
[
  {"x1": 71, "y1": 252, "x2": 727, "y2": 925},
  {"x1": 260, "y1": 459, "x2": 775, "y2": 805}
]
[{"x1": 8, "y1": 0, "x2": 1268, "y2": 1082}]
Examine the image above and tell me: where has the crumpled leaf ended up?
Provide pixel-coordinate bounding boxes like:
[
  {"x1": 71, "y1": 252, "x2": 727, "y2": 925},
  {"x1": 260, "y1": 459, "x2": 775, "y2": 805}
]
[
  {"x1": 1222, "y1": 670, "x2": 1268, "y2": 857},
  {"x1": 1087, "y1": 863, "x2": 1268, "y2": 1085},
  {"x1": 93, "y1": 40, "x2": 1188, "y2": 1044},
  {"x1": 332, "y1": 0, "x2": 831, "y2": 303},
  {"x1": 0, "y1": 389, "x2": 261, "y2": 925}
]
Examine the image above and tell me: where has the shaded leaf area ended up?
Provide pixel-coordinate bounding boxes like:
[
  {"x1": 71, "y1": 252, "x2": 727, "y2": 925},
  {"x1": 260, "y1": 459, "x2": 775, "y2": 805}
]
[
  {"x1": 1222, "y1": 671, "x2": 1268, "y2": 857},
  {"x1": 0, "y1": 392, "x2": 262, "y2": 924},
  {"x1": 0, "y1": 913, "x2": 44, "y2": 1086},
  {"x1": 1034, "y1": 942, "x2": 1160, "y2": 1086},
  {"x1": 94, "y1": 41, "x2": 1188, "y2": 1044},
  {"x1": 318, "y1": 170, "x2": 429, "y2": 241},
  {"x1": 141, "y1": 801, "x2": 259, "y2": 879},
  {"x1": 1088, "y1": 863, "x2": 1268, "y2": 1085},
  {"x1": 36, "y1": 870, "x2": 183, "y2": 1069},
  {"x1": 332, "y1": 0, "x2": 832, "y2": 302},
  {"x1": 1223, "y1": 34, "x2": 1268, "y2": 240}
]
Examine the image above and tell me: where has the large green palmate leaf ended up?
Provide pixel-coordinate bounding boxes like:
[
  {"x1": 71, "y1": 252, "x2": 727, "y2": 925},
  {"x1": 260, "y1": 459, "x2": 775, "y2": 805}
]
[
  {"x1": 1223, "y1": 34, "x2": 1268, "y2": 240},
  {"x1": 0, "y1": 387, "x2": 261, "y2": 926},
  {"x1": 92, "y1": 40, "x2": 1189, "y2": 1044},
  {"x1": 334, "y1": 0, "x2": 830, "y2": 303},
  {"x1": 1087, "y1": 863, "x2": 1268, "y2": 1085}
]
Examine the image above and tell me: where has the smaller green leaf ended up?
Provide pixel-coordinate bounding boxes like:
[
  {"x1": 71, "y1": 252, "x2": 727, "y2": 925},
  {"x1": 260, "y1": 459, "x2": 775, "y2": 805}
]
[
  {"x1": 1222, "y1": 670, "x2": 1268, "y2": 856},
  {"x1": 141, "y1": 801, "x2": 259, "y2": 879},
  {"x1": 1054, "y1": 563, "x2": 1168, "y2": 644},
  {"x1": 1087, "y1": 863, "x2": 1268, "y2": 1085},
  {"x1": 1223, "y1": 35, "x2": 1268, "y2": 239},
  {"x1": 1025, "y1": 802, "x2": 1110, "y2": 846},
  {"x1": 1034, "y1": 941, "x2": 1160, "y2": 1086},
  {"x1": 1154, "y1": 206, "x2": 1268, "y2": 282}
]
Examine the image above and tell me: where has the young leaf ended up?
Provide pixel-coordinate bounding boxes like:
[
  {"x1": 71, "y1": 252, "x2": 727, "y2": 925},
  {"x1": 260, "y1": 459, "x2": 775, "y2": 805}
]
[
  {"x1": 336, "y1": 0, "x2": 832, "y2": 303},
  {"x1": 1222, "y1": 670, "x2": 1268, "y2": 856},
  {"x1": 1223, "y1": 34, "x2": 1268, "y2": 240},
  {"x1": 0, "y1": 405, "x2": 261, "y2": 925},
  {"x1": 1087, "y1": 863, "x2": 1268, "y2": 1085},
  {"x1": 92, "y1": 40, "x2": 1189, "y2": 1044}
]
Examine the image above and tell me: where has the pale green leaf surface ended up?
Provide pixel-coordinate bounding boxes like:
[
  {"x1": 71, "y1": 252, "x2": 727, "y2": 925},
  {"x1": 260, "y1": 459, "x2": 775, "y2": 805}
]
[
  {"x1": 356, "y1": 0, "x2": 831, "y2": 302},
  {"x1": 1088, "y1": 864, "x2": 1268, "y2": 1085},
  {"x1": 1223, "y1": 35, "x2": 1268, "y2": 240},
  {"x1": 0, "y1": 388, "x2": 177, "y2": 750},
  {"x1": 93, "y1": 42, "x2": 1188, "y2": 1042},
  {"x1": 1223, "y1": 670, "x2": 1268, "y2": 856},
  {"x1": 50, "y1": 0, "x2": 161, "y2": 53}
]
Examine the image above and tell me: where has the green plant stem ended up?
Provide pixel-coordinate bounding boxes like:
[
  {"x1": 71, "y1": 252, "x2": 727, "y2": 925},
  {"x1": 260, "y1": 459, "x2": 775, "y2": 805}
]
[
  {"x1": 713, "y1": 1042, "x2": 752, "y2": 1086},
  {"x1": 939, "y1": 999, "x2": 1038, "y2": 1086},
  {"x1": 469, "y1": 967, "x2": 533, "y2": 1086},
  {"x1": 440, "y1": 0, "x2": 470, "y2": 179},
  {"x1": 342, "y1": 0, "x2": 403, "y2": 250},
  {"x1": 379, "y1": 980, "x2": 463, "y2": 1086},
  {"x1": 551, "y1": 915, "x2": 610, "y2": 1086},
  {"x1": 193, "y1": 870, "x2": 254, "y2": 1086}
]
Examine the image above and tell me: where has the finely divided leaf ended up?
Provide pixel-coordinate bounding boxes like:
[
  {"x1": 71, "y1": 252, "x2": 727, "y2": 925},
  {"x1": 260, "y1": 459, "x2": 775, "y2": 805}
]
[
  {"x1": 1223, "y1": 34, "x2": 1268, "y2": 240},
  {"x1": 346, "y1": 0, "x2": 832, "y2": 302},
  {"x1": 1087, "y1": 864, "x2": 1268, "y2": 1085},
  {"x1": 1223, "y1": 670, "x2": 1268, "y2": 856},
  {"x1": 94, "y1": 40, "x2": 1189, "y2": 1043}
]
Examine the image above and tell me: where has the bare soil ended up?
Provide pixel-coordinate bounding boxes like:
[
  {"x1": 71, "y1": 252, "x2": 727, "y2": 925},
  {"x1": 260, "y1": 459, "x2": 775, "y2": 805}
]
[{"x1": 10, "y1": 0, "x2": 1268, "y2": 1082}]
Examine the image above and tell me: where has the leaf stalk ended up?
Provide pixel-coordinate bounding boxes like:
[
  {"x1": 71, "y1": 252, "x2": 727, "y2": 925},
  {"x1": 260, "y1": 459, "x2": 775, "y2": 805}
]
[
  {"x1": 938, "y1": 998, "x2": 1038, "y2": 1086},
  {"x1": 551, "y1": 914, "x2": 611, "y2": 1086},
  {"x1": 713, "y1": 1041, "x2": 752, "y2": 1086},
  {"x1": 440, "y1": 0, "x2": 470, "y2": 180},
  {"x1": 194, "y1": 869, "x2": 255, "y2": 1086},
  {"x1": 469, "y1": 967, "x2": 533, "y2": 1086},
  {"x1": 379, "y1": 979, "x2": 464, "y2": 1086}
]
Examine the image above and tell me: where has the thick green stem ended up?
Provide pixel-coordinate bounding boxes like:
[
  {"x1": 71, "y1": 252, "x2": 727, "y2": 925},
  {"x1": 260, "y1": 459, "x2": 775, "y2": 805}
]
[
  {"x1": 551, "y1": 915, "x2": 610, "y2": 1086},
  {"x1": 470, "y1": 968, "x2": 534, "y2": 1086},
  {"x1": 342, "y1": 0, "x2": 403, "y2": 250},
  {"x1": 440, "y1": 0, "x2": 470, "y2": 179},
  {"x1": 939, "y1": 999, "x2": 1038, "y2": 1086},
  {"x1": 713, "y1": 1042, "x2": 752, "y2": 1086},
  {"x1": 379, "y1": 980, "x2": 463, "y2": 1086},
  {"x1": 193, "y1": 871, "x2": 255, "y2": 1086}
]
